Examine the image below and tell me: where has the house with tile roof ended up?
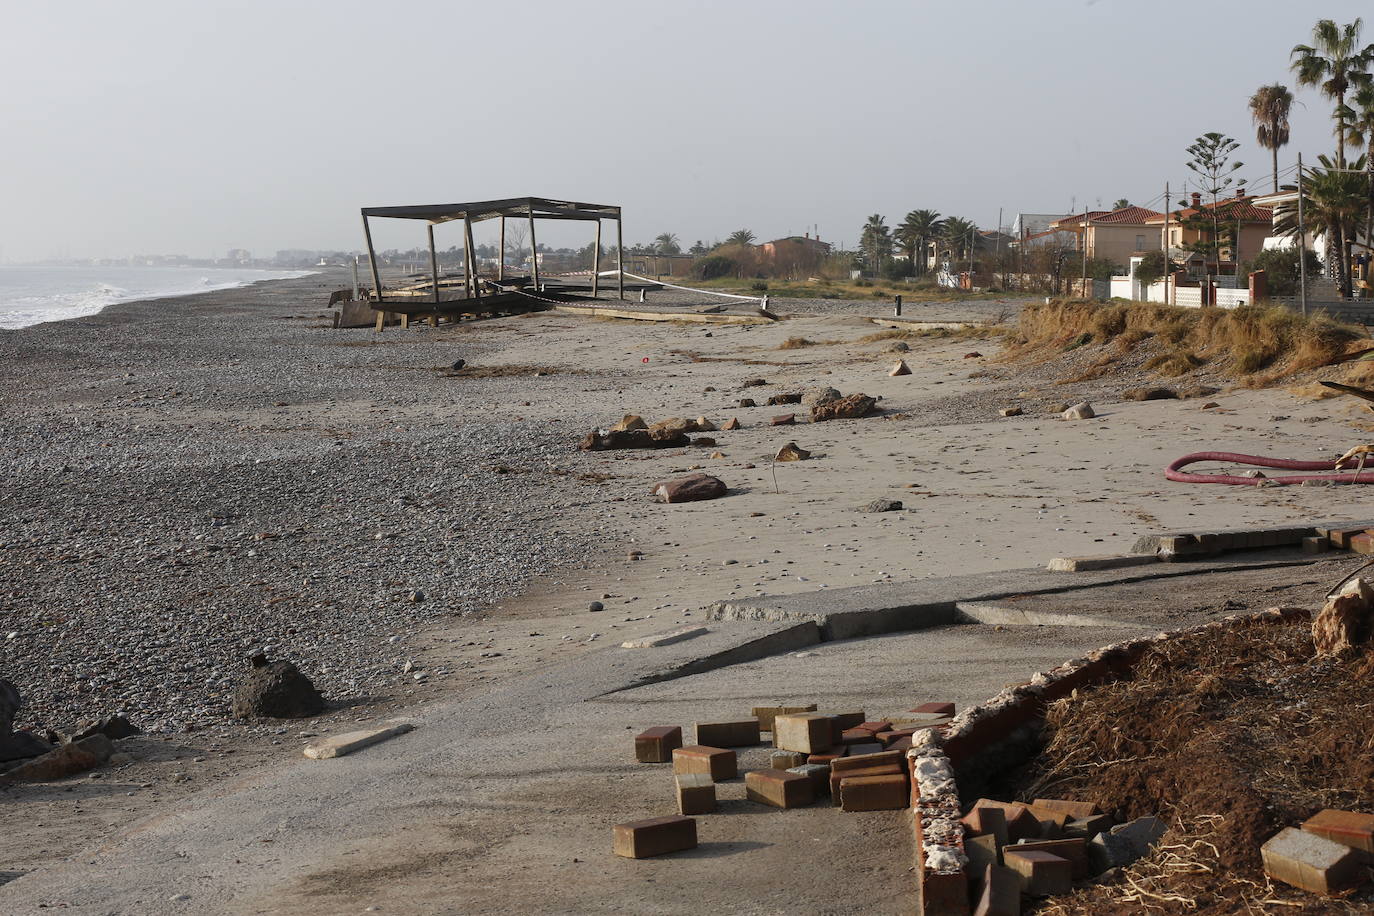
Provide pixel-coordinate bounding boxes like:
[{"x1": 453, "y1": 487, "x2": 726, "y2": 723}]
[
  {"x1": 1050, "y1": 205, "x2": 1164, "y2": 267},
  {"x1": 1143, "y1": 192, "x2": 1273, "y2": 271}
]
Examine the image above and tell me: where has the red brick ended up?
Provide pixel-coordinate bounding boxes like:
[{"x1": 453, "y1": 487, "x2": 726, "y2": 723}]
[
  {"x1": 1327, "y1": 527, "x2": 1372, "y2": 550},
  {"x1": 1262, "y1": 826, "x2": 1364, "y2": 895},
  {"x1": 1004, "y1": 849, "x2": 1071, "y2": 896},
  {"x1": 672, "y1": 745, "x2": 737, "y2": 781},
  {"x1": 841, "y1": 727, "x2": 878, "y2": 744},
  {"x1": 751, "y1": 704, "x2": 816, "y2": 732},
  {"x1": 807, "y1": 748, "x2": 847, "y2": 766},
  {"x1": 675, "y1": 773, "x2": 716, "y2": 815},
  {"x1": 774, "y1": 714, "x2": 834, "y2": 754},
  {"x1": 1350, "y1": 533, "x2": 1374, "y2": 556},
  {"x1": 921, "y1": 870, "x2": 973, "y2": 916},
  {"x1": 973, "y1": 864, "x2": 1020, "y2": 916},
  {"x1": 887, "y1": 735, "x2": 914, "y2": 752},
  {"x1": 1032, "y1": 798, "x2": 1100, "y2": 819},
  {"x1": 694, "y1": 719, "x2": 760, "y2": 747},
  {"x1": 858, "y1": 720, "x2": 892, "y2": 733},
  {"x1": 1303, "y1": 809, "x2": 1374, "y2": 857},
  {"x1": 832, "y1": 749, "x2": 903, "y2": 774},
  {"x1": 1011, "y1": 838, "x2": 1089, "y2": 879},
  {"x1": 848, "y1": 741, "x2": 886, "y2": 756},
  {"x1": 746, "y1": 769, "x2": 814, "y2": 808},
  {"x1": 913, "y1": 702, "x2": 956, "y2": 715},
  {"x1": 961, "y1": 806, "x2": 1008, "y2": 847},
  {"x1": 634, "y1": 726, "x2": 682, "y2": 763},
  {"x1": 840, "y1": 773, "x2": 908, "y2": 811},
  {"x1": 769, "y1": 749, "x2": 808, "y2": 769},
  {"x1": 973, "y1": 800, "x2": 1041, "y2": 842},
  {"x1": 613, "y1": 815, "x2": 698, "y2": 858},
  {"x1": 830, "y1": 763, "x2": 903, "y2": 803}
]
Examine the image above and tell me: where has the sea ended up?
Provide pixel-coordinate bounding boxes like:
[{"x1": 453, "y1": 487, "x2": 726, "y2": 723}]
[{"x1": 0, "y1": 265, "x2": 317, "y2": 330}]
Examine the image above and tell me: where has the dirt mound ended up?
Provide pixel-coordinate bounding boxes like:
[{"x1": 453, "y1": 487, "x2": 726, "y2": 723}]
[{"x1": 998, "y1": 619, "x2": 1374, "y2": 913}]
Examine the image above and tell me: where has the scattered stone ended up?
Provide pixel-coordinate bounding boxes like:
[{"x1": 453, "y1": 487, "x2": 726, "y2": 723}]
[
  {"x1": 589, "y1": 601, "x2": 604, "y2": 612},
  {"x1": 648, "y1": 417, "x2": 698, "y2": 440},
  {"x1": 692, "y1": 436, "x2": 717, "y2": 447},
  {"x1": 741, "y1": 378, "x2": 767, "y2": 388},
  {"x1": 1123, "y1": 387, "x2": 1178, "y2": 401},
  {"x1": 579, "y1": 428, "x2": 687, "y2": 450},
  {"x1": 771, "y1": 414, "x2": 796, "y2": 426},
  {"x1": 7, "y1": 734, "x2": 112, "y2": 781},
  {"x1": 888, "y1": 360, "x2": 912, "y2": 377},
  {"x1": 1062, "y1": 402, "x2": 1096, "y2": 420},
  {"x1": 609, "y1": 414, "x2": 647, "y2": 433},
  {"x1": 999, "y1": 407, "x2": 1023, "y2": 417},
  {"x1": 1262, "y1": 826, "x2": 1364, "y2": 895},
  {"x1": 767, "y1": 392, "x2": 803, "y2": 406},
  {"x1": 710, "y1": 451, "x2": 725, "y2": 459},
  {"x1": 71, "y1": 714, "x2": 140, "y2": 742},
  {"x1": 1201, "y1": 401, "x2": 1220, "y2": 409},
  {"x1": 694, "y1": 417, "x2": 717, "y2": 432},
  {"x1": 1313, "y1": 577, "x2": 1374, "y2": 656},
  {"x1": 864, "y1": 498, "x2": 903, "y2": 513},
  {"x1": 888, "y1": 341, "x2": 910, "y2": 353},
  {"x1": 0, "y1": 680, "x2": 54, "y2": 763},
  {"x1": 652, "y1": 474, "x2": 727, "y2": 503},
  {"x1": 802, "y1": 386, "x2": 842, "y2": 407},
  {"x1": 775, "y1": 442, "x2": 811, "y2": 462},
  {"x1": 449, "y1": 359, "x2": 466, "y2": 371},
  {"x1": 627, "y1": 550, "x2": 644, "y2": 561},
  {"x1": 231, "y1": 657, "x2": 325, "y2": 720},
  {"x1": 409, "y1": 590, "x2": 425, "y2": 603},
  {"x1": 737, "y1": 398, "x2": 757, "y2": 408},
  {"x1": 721, "y1": 417, "x2": 741, "y2": 430},
  {"x1": 303, "y1": 722, "x2": 414, "y2": 759},
  {"x1": 1178, "y1": 384, "x2": 1220, "y2": 399},
  {"x1": 811, "y1": 393, "x2": 876, "y2": 422},
  {"x1": 964, "y1": 351, "x2": 984, "y2": 359}
]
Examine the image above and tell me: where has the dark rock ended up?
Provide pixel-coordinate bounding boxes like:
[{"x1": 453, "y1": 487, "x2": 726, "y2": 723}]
[
  {"x1": 0, "y1": 680, "x2": 17, "y2": 735},
  {"x1": 450, "y1": 359, "x2": 466, "y2": 371},
  {"x1": 737, "y1": 398, "x2": 757, "y2": 408},
  {"x1": 775, "y1": 442, "x2": 811, "y2": 462},
  {"x1": 767, "y1": 392, "x2": 803, "y2": 406},
  {"x1": 231, "y1": 659, "x2": 324, "y2": 720},
  {"x1": 864, "y1": 498, "x2": 903, "y2": 512},
  {"x1": 579, "y1": 428, "x2": 689, "y2": 450},
  {"x1": 771, "y1": 414, "x2": 796, "y2": 426},
  {"x1": 1123, "y1": 387, "x2": 1178, "y2": 401},
  {"x1": 7, "y1": 735, "x2": 112, "y2": 781},
  {"x1": 811, "y1": 393, "x2": 877, "y2": 422},
  {"x1": 0, "y1": 732, "x2": 54, "y2": 764},
  {"x1": 721, "y1": 417, "x2": 741, "y2": 431},
  {"x1": 589, "y1": 601, "x2": 605, "y2": 612},
  {"x1": 652, "y1": 474, "x2": 727, "y2": 503},
  {"x1": 692, "y1": 437, "x2": 717, "y2": 447},
  {"x1": 741, "y1": 378, "x2": 768, "y2": 388},
  {"x1": 71, "y1": 714, "x2": 140, "y2": 742}
]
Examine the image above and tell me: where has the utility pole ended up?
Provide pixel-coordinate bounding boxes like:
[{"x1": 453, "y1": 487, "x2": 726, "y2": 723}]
[
  {"x1": 995, "y1": 207, "x2": 1003, "y2": 289},
  {"x1": 1080, "y1": 210, "x2": 1088, "y2": 297},
  {"x1": 1297, "y1": 152, "x2": 1308, "y2": 317},
  {"x1": 1162, "y1": 182, "x2": 1170, "y2": 305}
]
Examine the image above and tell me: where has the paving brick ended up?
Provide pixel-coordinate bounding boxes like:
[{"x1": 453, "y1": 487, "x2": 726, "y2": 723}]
[
  {"x1": 774, "y1": 714, "x2": 834, "y2": 754},
  {"x1": 1032, "y1": 798, "x2": 1100, "y2": 819},
  {"x1": 751, "y1": 704, "x2": 816, "y2": 732},
  {"x1": 1351, "y1": 533, "x2": 1374, "y2": 556},
  {"x1": 839, "y1": 773, "x2": 908, "y2": 811},
  {"x1": 694, "y1": 719, "x2": 760, "y2": 747},
  {"x1": 913, "y1": 702, "x2": 956, "y2": 716},
  {"x1": 841, "y1": 727, "x2": 878, "y2": 744},
  {"x1": 1063, "y1": 813, "x2": 1113, "y2": 839},
  {"x1": 1004, "y1": 849, "x2": 1072, "y2": 896},
  {"x1": 1011, "y1": 838, "x2": 1089, "y2": 879},
  {"x1": 1324, "y1": 527, "x2": 1371, "y2": 550},
  {"x1": 1303, "y1": 536, "x2": 1330, "y2": 554},
  {"x1": 815, "y1": 708, "x2": 866, "y2": 732},
  {"x1": 675, "y1": 773, "x2": 716, "y2": 815},
  {"x1": 1302, "y1": 809, "x2": 1374, "y2": 857},
  {"x1": 786, "y1": 763, "x2": 831, "y2": 796},
  {"x1": 612, "y1": 815, "x2": 698, "y2": 858},
  {"x1": 634, "y1": 726, "x2": 682, "y2": 763},
  {"x1": 807, "y1": 748, "x2": 847, "y2": 765},
  {"x1": 1262, "y1": 826, "x2": 1364, "y2": 895},
  {"x1": 886, "y1": 735, "x2": 914, "y2": 752},
  {"x1": 672, "y1": 745, "x2": 737, "y2": 781},
  {"x1": 973, "y1": 800, "x2": 1041, "y2": 842},
  {"x1": 831, "y1": 763, "x2": 903, "y2": 804},
  {"x1": 848, "y1": 741, "x2": 886, "y2": 756},
  {"x1": 965, "y1": 833, "x2": 1001, "y2": 884},
  {"x1": 769, "y1": 749, "x2": 808, "y2": 769},
  {"x1": 973, "y1": 864, "x2": 1020, "y2": 916},
  {"x1": 858, "y1": 720, "x2": 892, "y2": 733},
  {"x1": 746, "y1": 769, "x2": 814, "y2": 808},
  {"x1": 962, "y1": 806, "x2": 1008, "y2": 847},
  {"x1": 833, "y1": 749, "x2": 902, "y2": 773}
]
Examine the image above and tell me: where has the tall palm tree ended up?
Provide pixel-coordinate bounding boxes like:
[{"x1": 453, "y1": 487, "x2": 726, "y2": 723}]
[
  {"x1": 725, "y1": 229, "x2": 755, "y2": 246},
  {"x1": 859, "y1": 214, "x2": 892, "y2": 273},
  {"x1": 941, "y1": 217, "x2": 978, "y2": 261},
  {"x1": 653, "y1": 233, "x2": 681, "y2": 255},
  {"x1": 896, "y1": 209, "x2": 943, "y2": 276},
  {"x1": 1347, "y1": 82, "x2": 1374, "y2": 270},
  {"x1": 1274, "y1": 154, "x2": 1369, "y2": 298},
  {"x1": 1291, "y1": 19, "x2": 1374, "y2": 169},
  {"x1": 1249, "y1": 83, "x2": 1294, "y2": 192}
]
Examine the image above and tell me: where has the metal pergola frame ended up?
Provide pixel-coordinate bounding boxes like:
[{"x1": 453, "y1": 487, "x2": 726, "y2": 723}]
[{"x1": 359, "y1": 196, "x2": 624, "y2": 305}]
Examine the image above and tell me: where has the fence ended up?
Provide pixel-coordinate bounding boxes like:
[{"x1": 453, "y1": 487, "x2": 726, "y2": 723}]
[{"x1": 1174, "y1": 287, "x2": 1203, "y2": 308}]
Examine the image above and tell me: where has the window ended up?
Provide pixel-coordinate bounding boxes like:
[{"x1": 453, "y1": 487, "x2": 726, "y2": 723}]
[{"x1": 1135, "y1": 234, "x2": 1146, "y2": 249}]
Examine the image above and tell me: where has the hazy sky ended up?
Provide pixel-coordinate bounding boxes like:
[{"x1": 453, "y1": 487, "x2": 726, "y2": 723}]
[{"x1": 3, "y1": 1, "x2": 1370, "y2": 262}]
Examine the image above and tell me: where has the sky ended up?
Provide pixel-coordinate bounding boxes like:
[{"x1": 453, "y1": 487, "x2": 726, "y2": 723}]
[{"x1": 1, "y1": 0, "x2": 1370, "y2": 262}]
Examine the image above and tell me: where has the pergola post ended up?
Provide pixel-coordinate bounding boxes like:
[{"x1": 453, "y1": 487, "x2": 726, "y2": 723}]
[
  {"x1": 498, "y1": 215, "x2": 506, "y2": 281},
  {"x1": 528, "y1": 206, "x2": 540, "y2": 289},
  {"x1": 592, "y1": 220, "x2": 602, "y2": 297},
  {"x1": 616, "y1": 212, "x2": 624, "y2": 300},
  {"x1": 362, "y1": 214, "x2": 383, "y2": 304},
  {"x1": 464, "y1": 214, "x2": 481, "y2": 300},
  {"x1": 427, "y1": 223, "x2": 440, "y2": 326}
]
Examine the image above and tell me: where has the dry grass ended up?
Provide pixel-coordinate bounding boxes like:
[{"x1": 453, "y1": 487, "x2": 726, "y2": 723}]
[
  {"x1": 1014, "y1": 298, "x2": 1368, "y2": 383},
  {"x1": 777, "y1": 336, "x2": 820, "y2": 349},
  {"x1": 857, "y1": 325, "x2": 1008, "y2": 344}
]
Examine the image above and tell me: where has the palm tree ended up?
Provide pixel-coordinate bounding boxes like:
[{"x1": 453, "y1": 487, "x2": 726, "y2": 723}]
[
  {"x1": 859, "y1": 214, "x2": 892, "y2": 273},
  {"x1": 1291, "y1": 19, "x2": 1374, "y2": 169},
  {"x1": 1274, "y1": 154, "x2": 1369, "y2": 297},
  {"x1": 896, "y1": 209, "x2": 944, "y2": 275},
  {"x1": 1250, "y1": 84, "x2": 1294, "y2": 193},
  {"x1": 941, "y1": 217, "x2": 978, "y2": 261},
  {"x1": 654, "y1": 233, "x2": 681, "y2": 255},
  {"x1": 1112, "y1": 198, "x2": 1131, "y2": 210},
  {"x1": 1347, "y1": 82, "x2": 1374, "y2": 268},
  {"x1": 725, "y1": 229, "x2": 755, "y2": 246}
]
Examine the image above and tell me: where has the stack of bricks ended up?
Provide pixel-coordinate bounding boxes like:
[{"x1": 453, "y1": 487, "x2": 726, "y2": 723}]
[{"x1": 1261, "y1": 809, "x2": 1374, "y2": 896}]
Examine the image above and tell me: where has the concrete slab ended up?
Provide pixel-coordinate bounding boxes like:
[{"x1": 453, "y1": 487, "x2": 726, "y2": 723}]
[{"x1": 303, "y1": 723, "x2": 415, "y2": 760}]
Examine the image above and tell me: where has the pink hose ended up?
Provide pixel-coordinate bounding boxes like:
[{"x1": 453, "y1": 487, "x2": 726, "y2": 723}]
[{"x1": 1166, "y1": 451, "x2": 1374, "y2": 485}]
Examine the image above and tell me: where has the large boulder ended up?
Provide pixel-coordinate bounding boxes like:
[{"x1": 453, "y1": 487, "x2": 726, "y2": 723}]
[
  {"x1": 811, "y1": 393, "x2": 876, "y2": 422},
  {"x1": 652, "y1": 474, "x2": 727, "y2": 503},
  {"x1": 231, "y1": 657, "x2": 324, "y2": 720},
  {"x1": 71, "y1": 714, "x2": 140, "y2": 742},
  {"x1": 6, "y1": 734, "x2": 112, "y2": 781},
  {"x1": 802, "y1": 387, "x2": 841, "y2": 407},
  {"x1": 0, "y1": 679, "x2": 53, "y2": 763},
  {"x1": 579, "y1": 428, "x2": 689, "y2": 450}
]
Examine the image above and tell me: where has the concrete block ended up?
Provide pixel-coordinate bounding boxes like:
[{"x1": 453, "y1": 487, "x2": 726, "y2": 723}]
[
  {"x1": 303, "y1": 722, "x2": 414, "y2": 759},
  {"x1": 973, "y1": 864, "x2": 1020, "y2": 916},
  {"x1": 1302, "y1": 809, "x2": 1374, "y2": 857},
  {"x1": 962, "y1": 805, "x2": 1008, "y2": 847},
  {"x1": 1262, "y1": 826, "x2": 1364, "y2": 895},
  {"x1": 831, "y1": 763, "x2": 903, "y2": 803},
  {"x1": 751, "y1": 704, "x2": 816, "y2": 732},
  {"x1": 746, "y1": 769, "x2": 814, "y2": 808},
  {"x1": 1302, "y1": 536, "x2": 1330, "y2": 554},
  {"x1": 620, "y1": 625, "x2": 708, "y2": 648},
  {"x1": 786, "y1": 763, "x2": 831, "y2": 796},
  {"x1": 833, "y1": 749, "x2": 903, "y2": 774},
  {"x1": 815, "y1": 708, "x2": 866, "y2": 731},
  {"x1": 1011, "y1": 838, "x2": 1089, "y2": 879},
  {"x1": 1063, "y1": 813, "x2": 1113, "y2": 839},
  {"x1": 774, "y1": 714, "x2": 834, "y2": 754},
  {"x1": 770, "y1": 749, "x2": 808, "y2": 769},
  {"x1": 1046, "y1": 554, "x2": 1158, "y2": 572},
  {"x1": 694, "y1": 719, "x2": 760, "y2": 747},
  {"x1": 1004, "y1": 849, "x2": 1071, "y2": 896},
  {"x1": 1087, "y1": 817, "x2": 1164, "y2": 873},
  {"x1": 839, "y1": 773, "x2": 908, "y2": 811},
  {"x1": 675, "y1": 773, "x2": 716, "y2": 815},
  {"x1": 672, "y1": 745, "x2": 737, "y2": 781},
  {"x1": 634, "y1": 726, "x2": 682, "y2": 763},
  {"x1": 613, "y1": 815, "x2": 698, "y2": 858}
]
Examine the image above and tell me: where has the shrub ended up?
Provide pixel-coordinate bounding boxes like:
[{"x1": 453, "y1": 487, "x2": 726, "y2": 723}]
[
  {"x1": 693, "y1": 255, "x2": 736, "y2": 280},
  {"x1": 750, "y1": 280, "x2": 768, "y2": 292},
  {"x1": 1243, "y1": 247, "x2": 1323, "y2": 298}
]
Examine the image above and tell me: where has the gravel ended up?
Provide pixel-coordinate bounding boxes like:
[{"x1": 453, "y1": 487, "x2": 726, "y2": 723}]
[{"x1": 0, "y1": 270, "x2": 614, "y2": 734}]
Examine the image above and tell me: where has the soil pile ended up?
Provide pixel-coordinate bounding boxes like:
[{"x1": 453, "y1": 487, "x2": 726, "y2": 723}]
[{"x1": 1001, "y1": 618, "x2": 1374, "y2": 914}]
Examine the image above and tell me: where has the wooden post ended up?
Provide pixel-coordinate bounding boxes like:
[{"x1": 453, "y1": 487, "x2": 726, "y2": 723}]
[
  {"x1": 362, "y1": 214, "x2": 383, "y2": 304},
  {"x1": 427, "y1": 223, "x2": 440, "y2": 307},
  {"x1": 498, "y1": 215, "x2": 506, "y2": 281},
  {"x1": 1163, "y1": 182, "x2": 1170, "y2": 306},
  {"x1": 616, "y1": 213, "x2": 625, "y2": 300},
  {"x1": 528, "y1": 206, "x2": 540, "y2": 289},
  {"x1": 592, "y1": 220, "x2": 602, "y2": 297},
  {"x1": 464, "y1": 215, "x2": 481, "y2": 300}
]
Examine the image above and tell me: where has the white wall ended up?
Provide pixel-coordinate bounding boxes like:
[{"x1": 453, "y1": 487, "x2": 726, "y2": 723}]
[{"x1": 1175, "y1": 287, "x2": 1203, "y2": 308}]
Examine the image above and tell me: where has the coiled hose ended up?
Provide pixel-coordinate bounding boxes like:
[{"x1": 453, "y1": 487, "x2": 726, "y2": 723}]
[{"x1": 1166, "y1": 451, "x2": 1374, "y2": 485}]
